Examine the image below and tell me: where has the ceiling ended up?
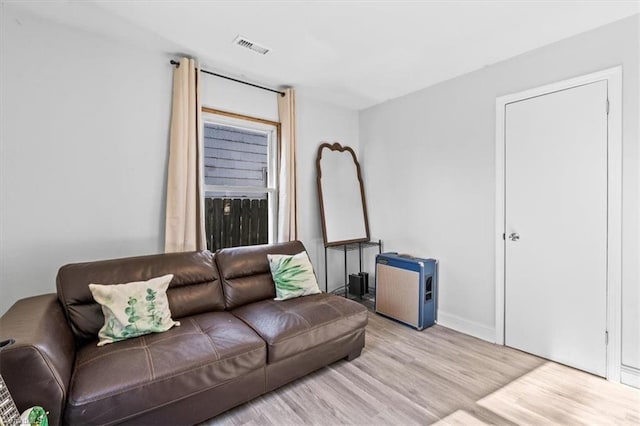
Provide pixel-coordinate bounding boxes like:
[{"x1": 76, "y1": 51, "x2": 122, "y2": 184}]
[{"x1": 6, "y1": 0, "x2": 639, "y2": 110}]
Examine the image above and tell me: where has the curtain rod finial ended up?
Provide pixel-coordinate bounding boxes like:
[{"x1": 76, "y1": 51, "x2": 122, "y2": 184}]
[{"x1": 170, "y1": 59, "x2": 180, "y2": 67}]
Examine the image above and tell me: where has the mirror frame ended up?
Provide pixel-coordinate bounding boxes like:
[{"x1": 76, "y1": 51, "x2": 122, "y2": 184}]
[{"x1": 316, "y1": 142, "x2": 371, "y2": 247}]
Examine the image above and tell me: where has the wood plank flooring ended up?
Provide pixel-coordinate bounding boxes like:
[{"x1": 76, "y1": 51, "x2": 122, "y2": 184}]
[{"x1": 204, "y1": 313, "x2": 640, "y2": 425}]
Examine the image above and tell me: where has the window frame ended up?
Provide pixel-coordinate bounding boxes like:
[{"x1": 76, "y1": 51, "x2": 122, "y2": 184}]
[{"x1": 201, "y1": 107, "x2": 280, "y2": 245}]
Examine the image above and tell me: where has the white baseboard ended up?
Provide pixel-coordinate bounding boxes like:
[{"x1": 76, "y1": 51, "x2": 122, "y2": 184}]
[
  {"x1": 621, "y1": 365, "x2": 640, "y2": 389},
  {"x1": 437, "y1": 310, "x2": 495, "y2": 343}
]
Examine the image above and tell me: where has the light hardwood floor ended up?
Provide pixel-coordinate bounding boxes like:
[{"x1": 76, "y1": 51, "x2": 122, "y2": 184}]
[{"x1": 206, "y1": 313, "x2": 640, "y2": 425}]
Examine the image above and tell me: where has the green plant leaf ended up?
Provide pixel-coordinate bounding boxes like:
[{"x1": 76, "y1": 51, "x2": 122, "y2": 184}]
[{"x1": 145, "y1": 288, "x2": 156, "y2": 301}]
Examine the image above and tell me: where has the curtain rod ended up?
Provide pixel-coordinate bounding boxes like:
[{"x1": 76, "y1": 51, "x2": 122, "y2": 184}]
[{"x1": 170, "y1": 60, "x2": 285, "y2": 97}]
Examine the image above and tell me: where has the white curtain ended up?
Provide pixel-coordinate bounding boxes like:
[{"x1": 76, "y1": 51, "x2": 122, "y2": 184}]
[
  {"x1": 164, "y1": 57, "x2": 206, "y2": 252},
  {"x1": 277, "y1": 88, "x2": 298, "y2": 242}
]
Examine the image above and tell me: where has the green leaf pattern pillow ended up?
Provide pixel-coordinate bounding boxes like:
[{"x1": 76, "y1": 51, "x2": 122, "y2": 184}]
[
  {"x1": 89, "y1": 274, "x2": 180, "y2": 346},
  {"x1": 268, "y1": 251, "x2": 321, "y2": 301}
]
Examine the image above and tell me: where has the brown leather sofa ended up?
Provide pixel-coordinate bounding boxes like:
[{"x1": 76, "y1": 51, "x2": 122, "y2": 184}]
[{"x1": 0, "y1": 241, "x2": 368, "y2": 425}]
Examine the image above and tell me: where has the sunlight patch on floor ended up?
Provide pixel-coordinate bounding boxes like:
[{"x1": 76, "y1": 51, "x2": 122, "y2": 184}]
[
  {"x1": 475, "y1": 362, "x2": 640, "y2": 425},
  {"x1": 434, "y1": 409, "x2": 492, "y2": 425}
]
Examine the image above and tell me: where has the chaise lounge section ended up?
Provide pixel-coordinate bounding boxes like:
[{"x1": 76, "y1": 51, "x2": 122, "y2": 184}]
[{"x1": 0, "y1": 241, "x2": 368, "y2": 425}]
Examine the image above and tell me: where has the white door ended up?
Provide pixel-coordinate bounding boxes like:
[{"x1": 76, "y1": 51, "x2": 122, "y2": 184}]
[{"x1": 505, "y1": 80, "x2": 608, "y2": 377}]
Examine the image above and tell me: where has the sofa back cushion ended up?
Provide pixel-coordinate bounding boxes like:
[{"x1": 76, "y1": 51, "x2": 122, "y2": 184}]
[
  {"x1": 215, "y1": 241, "x2": 306, "y2": 309},
  {"x1": 57, "y1": 251, "x2": 224, "y2": 342}
]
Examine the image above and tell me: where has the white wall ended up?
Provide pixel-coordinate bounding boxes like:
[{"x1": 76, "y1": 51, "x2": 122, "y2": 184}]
[
  {"x1": 0, "y1": 5, "x2": 361, "y2": 315},
  {"x1": 359, "y1": 15, "x2": 640, "y2": 380},
  {"x1": 0, "y1": 6, "x2": 173, "y2": 315},
  {"x1": 200, "y1": 76, "x2": 279, "y2": 122}
]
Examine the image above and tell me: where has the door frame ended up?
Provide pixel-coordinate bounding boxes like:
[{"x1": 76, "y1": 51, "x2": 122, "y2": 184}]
[{"x1": 494, "y1": 67, "x2": 622, "y2": 382}]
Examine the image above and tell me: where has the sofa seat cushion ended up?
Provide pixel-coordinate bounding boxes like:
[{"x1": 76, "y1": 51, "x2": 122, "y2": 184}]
[
  {"x1": 231, "y1": 293, "x2": 368, "y2": 363},
  {"x1": 65, "y1": 312, "x2": 266, "y2": 425}
]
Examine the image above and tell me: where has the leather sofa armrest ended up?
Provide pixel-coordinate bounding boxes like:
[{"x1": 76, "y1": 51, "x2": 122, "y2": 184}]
[{"x1": 0, "y1": 294, "x2": 76, "y2": 426}]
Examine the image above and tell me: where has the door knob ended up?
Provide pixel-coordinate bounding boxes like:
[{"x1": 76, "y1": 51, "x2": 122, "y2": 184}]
[{"x1": 509, "y1": 232, "x2": 520, "y2": 241}]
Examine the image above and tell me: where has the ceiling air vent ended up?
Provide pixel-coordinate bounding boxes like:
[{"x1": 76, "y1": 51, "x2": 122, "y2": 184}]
[{"x1": 233, "y1": 35, "x2": 270, "y2": 55}]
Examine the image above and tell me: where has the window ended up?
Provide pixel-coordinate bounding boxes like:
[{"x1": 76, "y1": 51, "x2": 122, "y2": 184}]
[{"x1": 202, "y1": 110, "x2": 279, "y2": 251}]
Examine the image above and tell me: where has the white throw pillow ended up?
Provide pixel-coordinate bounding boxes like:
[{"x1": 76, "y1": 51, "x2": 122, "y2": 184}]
[
  {"x1": 89, "y1": 274, "x2": 180, "y2": 346},
  {"x1": 267, "y1": 251, "x2": 321, "y2": 301}
]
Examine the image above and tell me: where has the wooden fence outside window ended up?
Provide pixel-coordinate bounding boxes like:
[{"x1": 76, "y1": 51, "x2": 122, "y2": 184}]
[{"x1": 205, "y1": 198, "x2": 269, "y2": 252}]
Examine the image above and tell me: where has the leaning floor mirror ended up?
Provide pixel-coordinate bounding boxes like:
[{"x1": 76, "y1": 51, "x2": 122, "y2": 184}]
[{"x1": 316, "y1": 142, "x2": 370, "y2": 246}]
